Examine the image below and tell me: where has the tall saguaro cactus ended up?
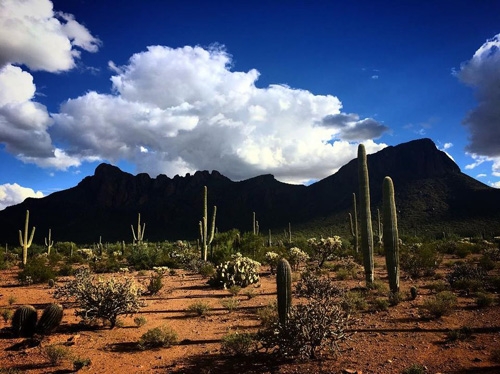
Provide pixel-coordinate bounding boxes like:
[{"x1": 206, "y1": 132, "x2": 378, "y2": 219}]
[
  {"x1": 19, "y1": 210, "x2": 35, "y2": 267},
  {"x1": 200, "y1": 186, "x2": 217, "y2": 261},
  {"x1": 383, "y1": 176, "x2": 400, "y2": 294},
  {"x1": 45, "y1": 228, "x2": 54, "y2": 255},
  {"x1": 358, "y1": 144, "x2": 374, "y2": 285},
  {"x1": 348, "y1": 192, "x2": 359, "y2": 253},
  {"x1": 276, "y1": 258, "x2": 292, "y2": 326},
  {"x1": 131, "y1": 213, "x2": 146, "y2": 246}
]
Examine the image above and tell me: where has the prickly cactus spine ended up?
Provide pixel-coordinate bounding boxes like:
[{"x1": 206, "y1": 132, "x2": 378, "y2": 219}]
[
  {"x1": 276, "y1": 258, "x2": 292, "y2": 326},
  {"x1": 37, "y1": 303, "x2": 63, "y2": 335},
  {"x1": 383, "y1": 176, "x2": 400, "y2": 294},
  {"x1": 12, "y1": 305, "x2": 37, "y2": 337},
  {"x1": 358, "y1": 144, "x2": 374, "y2": 285}
]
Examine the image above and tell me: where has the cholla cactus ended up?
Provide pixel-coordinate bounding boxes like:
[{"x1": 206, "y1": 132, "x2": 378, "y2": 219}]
[
  {"x1": 288, "y1": 247, "x2": 309, "y2": 271},
  {"x1": 265, "y1": 251, "x2": 279, "y2": 274},
  {"x1": 53, "y1": 268, "x2": 142, "y2": 328},
  {"x1": 208, "y1": 253, "x2": 261, "y2": 289},
  {"x1": 307, "y1": 236, "x2": 343, "y2": 267}
]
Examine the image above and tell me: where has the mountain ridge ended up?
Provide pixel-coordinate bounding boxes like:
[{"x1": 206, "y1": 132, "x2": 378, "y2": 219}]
[{"x1": 1, "y1": 138, "x2": 499, "y2": 244}]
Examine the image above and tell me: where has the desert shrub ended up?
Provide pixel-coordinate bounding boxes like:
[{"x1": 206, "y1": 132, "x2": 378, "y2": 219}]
[
  {"x1": 221, "y1": 331, "x2": 255, "y2": 355},
  {"x1": 8, "y1": 296, "x2": 16, "y2": 306},
  {"x1": 44, "y1": 344, "x2": 70, "y2": 366},
  {"x1": 426, "y1": 280, "x2": 450, "y2": 293},
  {"x1": 307, "y1": 236, "x2": 343, "y2": 267},
  {"x1": 146, "y1": 272, "x2": 164, "y2": 295},
  {"x1": 243, "y1": 288, "x2": 256, "y2": 299},
  {"x1": 221, "y1": 297, "x2": 240, "y2": 312},
  {"x1": 341, "y1": 291, "x2": 368, "y2": 313},
  {"x1": 198, "y1": 262, "x2": 215, "y2": 278},
  {"x1": 491, "y1": 348, "x2": 500, "y2": 363},
  {"x1": 445, "y1": 326, "x2": 473, "y2": 342},
  {"x1": 400, "y1": 243, "x2": 442, "y2": 278},
  {"x1": 138, "y1": 325, "x2": 178, "y2": 350},
  {"x1": 478, "y1": 254, "x2": 496, "y2": 271},
  {"x1": 264, "y1": 251, "x2": 280, "y2": 274},
  {"x1": 402, "y1": 363, "x2": 426, "y2": 374},
  {"x1": 420, "y1": 291, "x2": 457, "y2": 318},
  {"x1": 256, "y1": 302, "x2": 278, "y2": 328},
  {"x1": 446, "y1": 262, "x2": 486, "y2": 291},
  {"x1": 257, "y1": 276, "x2": 349, "y2": 360},
  {"x1": 296, "y1": 271, "x2": 344, "y2": 300},
  {"x1": 208, "y1": 253, "x2": 260, "y2": 289},
  {"x1": 1, "y1": 308, "x2": 13, "y2": 323},
  {"x1": 475, "y1": 292, "x2": 494, "y2": 308},
  {"x1": 58, "y1": 263, "x2": 75, "y2": 276},
  {"x1": 186, "y1": 301, "x2": 211, "y2": 316},
  {"x1": 388, "y1": 291, "x2": 403, "y2": 306},
  {"x1": 73, "y1": 357, "x2": 91, "y2": 371},
  {"x1": 228, "y1": 285, "x2": 241, "y2": 296},
  {"x1": 134, "y1": 315, "x2": 147, "y2": 327},
  {"x1": 373, "y1": 298, "x2": 390, "y2": 311},
  {"x1": 53, "y1": 268, "x2": 142, "y2": 328},
  {"x1": 17, "y1": 256, "x2": 56, "y2": 284},
  {"x1": 90, "y1": 256, "x2": 121, "y2": 273}
]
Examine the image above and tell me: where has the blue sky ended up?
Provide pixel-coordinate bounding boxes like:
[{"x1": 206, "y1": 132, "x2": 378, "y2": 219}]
[{"x1": 1, "y1": 0, "x2": 500, "y2": 210}]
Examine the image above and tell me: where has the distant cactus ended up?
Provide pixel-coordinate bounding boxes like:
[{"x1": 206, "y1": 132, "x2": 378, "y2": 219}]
[
  {"x1": 410, "y1": 286, "x2": 418, "y2": 300},
  {"x1": 45, "y1": 228, "x2": 54, "y2": 255},
  {"x1": 200, "y1": 186, "x2": 217, "y2": 261},
  {"x1": 19, "y1": 210, "x2": 36, "y2": 267},
  {"x1": 131, "y1": 213, "x2": 146, "y2": 246},
  {"x1": 348, "y1": 193, "x2": 359, "y2": 253},
  {"x1": 12, "y1": 305, "x2": 37, "y2": 337},
  {"x1": 358, "y1": 144, "x2": 374, "y2": 285},
  {"x1": 277, "y1": 258, "x2": 292, "y2": 326},
  {"x1": 37, "y1": 303, "x2": 63, "y2": 335},
  {"x1": 383, "y1": 176, "x2": 400, "y2": 294},
  {"x1": 48, "y1": 279, "x2": 55, "y2": 288}
]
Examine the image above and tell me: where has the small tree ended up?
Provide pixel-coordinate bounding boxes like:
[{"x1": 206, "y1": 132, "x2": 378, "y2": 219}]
[{"x1": 53, "y1": 268, "x2": 142, "y2": 328}]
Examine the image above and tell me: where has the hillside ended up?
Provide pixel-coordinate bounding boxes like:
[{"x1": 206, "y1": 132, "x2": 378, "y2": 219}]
[{"x1": 0, "y1": 138, "x2": 499, "y2": 244}]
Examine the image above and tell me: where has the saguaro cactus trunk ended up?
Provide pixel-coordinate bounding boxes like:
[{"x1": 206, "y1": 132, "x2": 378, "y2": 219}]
[
  {"x1": 19, "y1": 210, "x2": 35, "y2": 267},
  {"x1": 349, "y1": 192, "x2": 359, "y2": 253},
  {"x1": 383, "y1": 176, "x2": 400, "y2": 294},
  {"x1": 276, "y1": 258, "x2": 292, "y2": 326},
  {"x1": 201, "y1": 186, "x2": 217, "y2": 261},
  {"x1": 45, "y1": 228, "x2": 54, "y2": 255},
  {"x1": 358, "y1": 144, "x2": 374, "y2": 285}
]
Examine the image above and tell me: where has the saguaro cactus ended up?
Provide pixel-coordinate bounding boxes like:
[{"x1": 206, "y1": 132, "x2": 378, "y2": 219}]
[
  {"x1": 19, "y1": 210, "x2": 36, "y2": 267},
  {"x1": 12, "y1": 305, "x2": 37, "y2": 337},
  {"x1": 37, "y1": 303, "x2": 63, "y2": 335},
  {"x1": 383, "y1": 176, "x2": 400, "y2": 294},
  {"x1": 358, "y1": 144, "x2": 374, "y2": 285},
  {"x1": 276, "y1": 258, "x2": 292, "y2": 326},
  {"x1": 348, "y1": 192, "x2": 359, "y2": 253},
  {"x1": 45, "y1": 228, "x2": 54, "y2": 255},
  {"x1": 200, "y1": 186, "x2": 217, "y2": 261},
  {"x1": 131, "y1": 213, "x2": 146, "y2": 246}
]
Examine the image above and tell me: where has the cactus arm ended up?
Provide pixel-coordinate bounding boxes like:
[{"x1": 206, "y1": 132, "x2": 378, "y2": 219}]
[
  {"x1": 383, "y1": 176, "x2": 400, "y2": 294},
  {"x1": 131, "y1": 225, "x2": 137, "y2": 242},
  {"x1": 358, "y1": 144, "x2": 374, "y2": 285},
  {"x1": 19, "y1": 230, "x2": 24, "y2": 247},
  {"x1": 209, "y1": 206, "x2": 217, "y2": 245},
  {"x1": 140, "y1": 223, "x2": 146, "y2": 241}
]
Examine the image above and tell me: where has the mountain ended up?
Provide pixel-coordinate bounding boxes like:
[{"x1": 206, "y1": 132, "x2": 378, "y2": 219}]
[{"x1": 1, "y1": 138, "x2": 499, "y2": 245}]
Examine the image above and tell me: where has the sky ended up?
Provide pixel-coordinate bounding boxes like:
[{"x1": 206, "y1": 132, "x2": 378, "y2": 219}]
[{"x1": 0, "y1": 0, "x2": 500, "y2": 210}]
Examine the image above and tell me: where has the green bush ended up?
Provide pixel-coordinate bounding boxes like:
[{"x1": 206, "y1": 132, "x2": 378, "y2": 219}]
[
  {"x1": 186, "y1": 301, "x2": 211, "y2": 316},
  {"x1": 146, "y1": 272, "x2": 164, "y2": 295},
  {"x1": 421, "y1": 291, "x2": 457, "y2": 318},
  {"x1": 53, "y1": 268, "x2": 142, "y2": 328},
  {"x1": 221, "y1": 297, "x2": 239, "y2": 312},
  {"x1": 138, "y1": 325, "x2": 178, "y2": 350},
  {"x1": 18, "y1": 256, "x2": 56, "y2": 284},
  {"x1": 221, "y1": 332, "x2": 255, "y2": 355},
  {"x1": 0, "y1": 308, "x2": 13, "y2": 323},
  {"x1": 73, "y1": 357, "x2": 91, "y2": 371},
  {"x1": 446, "y1": 262, "x2": 486, "y2": 291},
  {"x1": 400, "y1": 243, "x2": 442, "y2": 278},
  {"x1": 134, "y1": 315, "x2": 147, "y2": 327},
  {"x1": 402, "y1": 364, "x2": 426, "y2": 374},
  {"x1": 256, "y1": 302, "x2": 278, "y2": 328},
  {"x1": 476, "y1": 292, "x2": 494, "y2": 308},
  {"x1": 44, "y1": 344, "x2": 70, "y2": 366}
]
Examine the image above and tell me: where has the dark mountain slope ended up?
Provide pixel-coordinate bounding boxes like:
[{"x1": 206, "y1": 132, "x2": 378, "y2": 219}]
[{"x1": 0, "y1": 138, "x2": 499, "y2": 244}]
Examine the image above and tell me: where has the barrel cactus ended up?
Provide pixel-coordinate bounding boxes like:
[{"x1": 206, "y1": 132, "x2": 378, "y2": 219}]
[
  {"x1": 12, "y1": 305, "x2": 37, "y2": 337},
  {"x1": 276, "y1": 258, "x2": 292, "y2": 326},
  {"x1": 37, "y1": 303, "x2": 63, "y2": 335}
]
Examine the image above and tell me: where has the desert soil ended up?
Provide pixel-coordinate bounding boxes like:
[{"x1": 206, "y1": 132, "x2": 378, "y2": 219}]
[{"x1": 0, "y1": 256, "x2": 499, "y2": 374}]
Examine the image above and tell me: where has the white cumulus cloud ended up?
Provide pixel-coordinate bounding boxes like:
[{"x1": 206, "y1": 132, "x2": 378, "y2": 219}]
[
  {"x1": 50, "y1": 45, "x2": 388, "y2": 184},
  {"x1": 0, "y1": 183, "x2": 44, "y2": 210},
  {"x1": 0, "y1": 0, "x2": 101, "y2": 72}
]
